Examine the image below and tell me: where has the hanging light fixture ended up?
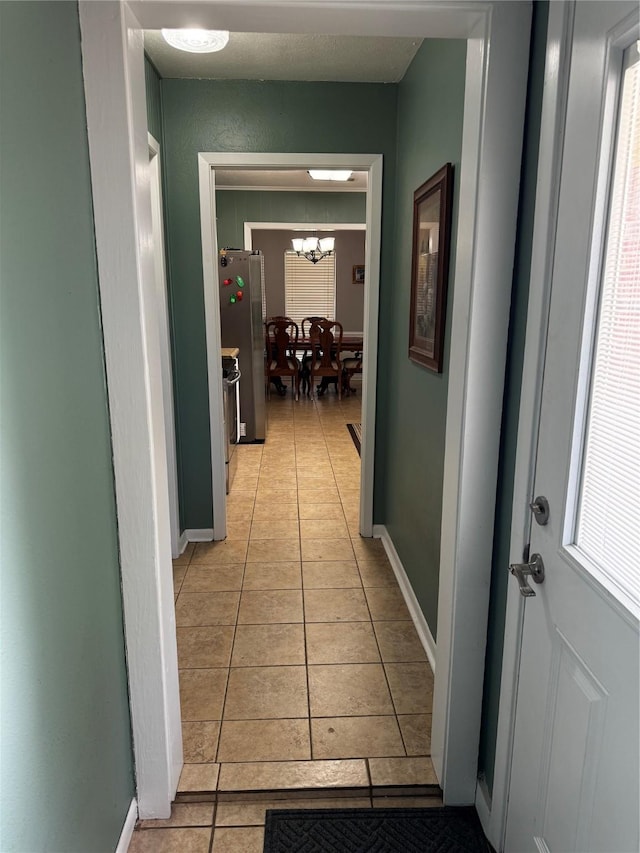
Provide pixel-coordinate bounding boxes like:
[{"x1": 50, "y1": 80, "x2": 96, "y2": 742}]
[{"x1": 291, "y1": 236, "x2": 335, "y2": 264}]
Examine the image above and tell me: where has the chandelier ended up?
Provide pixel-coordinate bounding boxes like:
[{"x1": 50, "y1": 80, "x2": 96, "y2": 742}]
[{"x1": 291, "y1": 236, "x2": 335, "y2": 264}]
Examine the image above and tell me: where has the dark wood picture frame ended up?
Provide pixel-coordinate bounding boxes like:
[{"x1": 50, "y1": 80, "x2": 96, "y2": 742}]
[
  {"x1": 352, "y1": 264, "x2": 365, "y2": 284},
  {"x1": 408, "y1": 163, "x2": 453, "y2": 372}
]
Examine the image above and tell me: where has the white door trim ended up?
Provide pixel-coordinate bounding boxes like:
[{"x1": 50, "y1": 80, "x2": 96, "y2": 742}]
[
  {"x1": 199, "y1": 153, "x2": 380, "y2": 541},
  {"x1": 431, "y1": 2, "x2": 531, "y2": 805},
  {"x1": 79, "y1": 0, "x2": 530, "y2": 818},
  {"x1": 79, "y1": 1, "x2": 182, "y2": 819},
  {"x1": 243, "y1": 222, "x2": 367, "y2": 249},
  {"x1": 148, "y1": 133, "x2": 181, "y2": 559},
  {"x1": 487, "y1": 3, "x2": 573, "y2": 848}
]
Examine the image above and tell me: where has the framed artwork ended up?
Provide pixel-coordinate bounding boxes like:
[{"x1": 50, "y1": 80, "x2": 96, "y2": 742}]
[
  {"x1": 408, "y1": 163, "x2": 453, "y2": 372},
  {"x1": 352, "y1": 264, "x2": 365, "y2": 284}
]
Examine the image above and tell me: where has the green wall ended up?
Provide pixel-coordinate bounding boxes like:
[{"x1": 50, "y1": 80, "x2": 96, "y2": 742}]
[
  {"x1": 160, "y1": 80, "x2": 398, "y2": 529},
  {"x1": 215, "y1": 189, "x2": 366, "y2": 248},
  {"x1": 379, "y1": 39, "x2": 466, "y2": 636},
  {"x1": 0, "y1": 3, "x2": 134, "y2": 850},
  {"x1": 478, "y1": 0, "x2": 549, "y2": 793}
]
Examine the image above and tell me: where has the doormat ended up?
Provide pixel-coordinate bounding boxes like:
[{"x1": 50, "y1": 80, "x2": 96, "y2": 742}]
[
  {"x1": 346, "y1": 423, "x2": 362, "y2": 456},
  {"x1": 263, "y1": 807, "x2": 492, "y2": 853}
]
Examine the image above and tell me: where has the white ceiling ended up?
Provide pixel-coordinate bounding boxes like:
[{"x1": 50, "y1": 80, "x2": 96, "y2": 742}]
[
  {"x1": 215, "y1": 168, "x2": 367, "y2": 192},
  {"x1": 144, "y1": 31, "x2": 422, "y2": 83}
]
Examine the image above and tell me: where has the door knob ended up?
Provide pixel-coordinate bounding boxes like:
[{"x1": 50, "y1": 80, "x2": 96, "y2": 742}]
[{"x1": 509, "y1": 553, "x2": 545, "y2": 598}]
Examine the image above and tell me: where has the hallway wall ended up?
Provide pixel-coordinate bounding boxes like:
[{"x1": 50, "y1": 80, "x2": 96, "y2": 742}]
[
  {"x1": 215, "y1": 189, "x2": 366, "y2": 248},
  {"x1": 379, "y1": 39, "x2": 466, "y2": 636},
  {"x1": 0, "y1": 3, "x2": 134, "y2": 851},
  {"x1": 158, "y1": 79, "x2": 398, "y2": 530}
]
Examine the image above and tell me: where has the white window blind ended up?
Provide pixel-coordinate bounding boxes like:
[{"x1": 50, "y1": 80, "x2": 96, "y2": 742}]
[
  {"x1": 284, "y1": 251, "x2": 336, "y2": 326},
  {"x1": 575, "y1": 45, "x2": 640, "y2": 608}
]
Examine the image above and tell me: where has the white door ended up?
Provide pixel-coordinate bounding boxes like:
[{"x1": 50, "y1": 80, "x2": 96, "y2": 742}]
[{"x1": 506, "y1": 3, "x2": 639, "y2": 852}]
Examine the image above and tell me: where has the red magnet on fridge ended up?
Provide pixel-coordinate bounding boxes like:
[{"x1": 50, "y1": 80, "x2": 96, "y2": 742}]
[
  {"x1": 223, "y1": 278, "x2": 233, "y2": 287},
  {"x1": 236, "y1": 291, "x2": 244, "y2": 300}
]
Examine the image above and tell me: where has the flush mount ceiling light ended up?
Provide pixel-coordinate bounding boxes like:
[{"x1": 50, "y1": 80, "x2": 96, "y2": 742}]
[
  {"x1": 161, "y1": 28, "x2": 230, "y2": 53},
  {"x1": 308, "y1": 170, "x2": 353, "y2": 182},
  {"x1": 292, "y1": 236, "x2": 335, "y2": 264}
]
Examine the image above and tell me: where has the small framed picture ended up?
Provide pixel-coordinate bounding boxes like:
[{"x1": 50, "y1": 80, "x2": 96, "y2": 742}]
[
  {"x1": 352, "y1": 265, "x2": 365, "y2": 284},
  {"x1": 409, "y1": 163, "x2": 453, "y2": 372}
]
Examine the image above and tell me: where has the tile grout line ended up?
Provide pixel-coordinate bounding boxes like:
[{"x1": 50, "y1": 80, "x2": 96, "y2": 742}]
[
  {"x1": 216, "y1": 444, "x2": 262, "y2": 768},
  {"x1": 296, "y1": 395, "x2": 316, "y2": 764}
]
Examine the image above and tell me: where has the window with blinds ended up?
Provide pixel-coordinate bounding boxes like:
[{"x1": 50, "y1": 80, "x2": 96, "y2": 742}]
[
  {"x1": 284, "y1": 251, "x2": 336, "y2": 326},
  {"x1": 575, "y1": 43, "x2": 640, "y2": 608}
]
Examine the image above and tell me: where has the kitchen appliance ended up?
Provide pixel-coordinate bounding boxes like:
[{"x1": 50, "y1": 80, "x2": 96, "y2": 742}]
[
  {"x1": 219, "y1": 250, "x2": 266, "y2": 442},
  {"x1": 222, "y1": 356, "x2": 240, "y2": 493}
]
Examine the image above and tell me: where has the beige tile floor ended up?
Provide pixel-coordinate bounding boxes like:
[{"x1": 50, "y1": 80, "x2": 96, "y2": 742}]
[
  {"x1": 130, "y1": 391, "x2": 437, "y2": 849},
  {"x1": 130, "y1": 793, "x2": 444, "y2": 852}
]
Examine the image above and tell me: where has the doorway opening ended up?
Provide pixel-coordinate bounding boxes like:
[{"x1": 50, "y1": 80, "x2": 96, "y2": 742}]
[
  {"x1": 80, "y1": 0, "x2": 531, "y2": 827},
  {"x1": 197, "y1": 155, "x2": 382, "y2": 542}
]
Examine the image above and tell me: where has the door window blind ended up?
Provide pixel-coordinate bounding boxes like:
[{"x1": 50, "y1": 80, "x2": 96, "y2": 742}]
[
  {"x1": 575, "y1": 45, "x2": 640, "y2": 608},
  {"x1": 284, "y1": 251, "x2": 336, "y2": 326}
]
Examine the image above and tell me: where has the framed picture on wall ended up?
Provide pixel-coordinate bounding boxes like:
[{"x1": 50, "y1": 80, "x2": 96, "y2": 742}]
[
  {"x1": 408, "y1": 163, "x2": 453, "y2": 372},
  {"x1": 352, "y1": 265, "x2": 365, "y2": 284}
]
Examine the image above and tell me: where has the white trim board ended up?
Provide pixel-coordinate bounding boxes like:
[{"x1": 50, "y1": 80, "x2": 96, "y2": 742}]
[
  {"x1": 114, "y1": 799, "x2": 137, "y2": 853},
  {"x1": 148, "y1": 132, "x2": 181, "y2": 560},
  {"x1": 80, "y1": 0, "x2": 531, "y2": 819},
  {"x1": 177, "y1": 530, "x2": 189, "y2": 556},
  {"x1": 475, "y1": 778, "x2": 493, "y2": 844},
  {"x1": 373, "y1": 525, "x2": 436, "y2": 672},
  {"x1": 199, "y1": 153, "x2": 381, "y2": 545},
  {"x1": 184, "y1": 528, "x2": 215, "y2": 542},
  {"x1": 244, "y1": 221, "x2": 366, "y2": 250},
  {"x1": 218, "y1": 184, "x2": 366, "y2": 193}
]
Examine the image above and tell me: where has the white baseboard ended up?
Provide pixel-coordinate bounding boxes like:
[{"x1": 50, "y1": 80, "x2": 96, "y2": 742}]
[
  {"x1": 177, "y1": 530, "x2": 189, "y2": 556},
  {"x1": 114, "y1": 798, "x2": 137, "y2": 853},
  {"x1": 475, "y1": 777, "x2": 497, "y2": 849},
  {"x1": 372, "y1": 524, "x2": 437, "y2": 673},
  {"x1": 184, "y1": 528, "x2": 214, "y2": 542}
]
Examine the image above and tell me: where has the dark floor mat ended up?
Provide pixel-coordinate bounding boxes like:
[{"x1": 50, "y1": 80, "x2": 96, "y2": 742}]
[
  {"x1": 263, "y1": 807, "x2": 492, "y2": 853},
  {"x1": 346, "y1": 423, "x2": 361, "y2": 456}
]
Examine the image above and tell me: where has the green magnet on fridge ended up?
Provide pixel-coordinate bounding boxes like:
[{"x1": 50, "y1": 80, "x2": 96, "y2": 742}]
[
  {"x1": 236, "y1": 276, "x2": 245, "y2": 288},
  {"x1": 229, "y1": 295, "x2": 237, "y2": 304}
]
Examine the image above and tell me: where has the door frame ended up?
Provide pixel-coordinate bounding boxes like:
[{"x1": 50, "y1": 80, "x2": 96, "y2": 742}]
[
  {"x1": 148, "y1": 133, "x2": 181, "y2": 558},
  {"x1": 198, "y1": 155, "x2": 378, "y2": 541},
  {"x1": 79, "y1": 0, "x2": 531, "y2": 818}
]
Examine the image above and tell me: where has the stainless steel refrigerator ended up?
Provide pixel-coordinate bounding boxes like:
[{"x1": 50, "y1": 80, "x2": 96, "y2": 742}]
[{"x1": 218, "y1": 250, "x2": 266, "y2": 443}]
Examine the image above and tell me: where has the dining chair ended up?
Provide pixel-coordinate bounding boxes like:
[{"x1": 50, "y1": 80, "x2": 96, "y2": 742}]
[
  {"x1": 264, "y1": 317, "x2": 301, "y2": 401},
  {"x1": 300, "y1": 316, "x2": 328, "y2": 396},
  {"x1": 342, "y1": 350, "x2": 363, "y2": 395},
  {"x1": 309, "y1": 319, "x2": 344, "y2": 400}
]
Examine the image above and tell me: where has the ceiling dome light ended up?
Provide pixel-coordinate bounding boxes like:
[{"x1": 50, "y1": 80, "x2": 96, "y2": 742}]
[
  {"x1": 161, "y1": 29, "x2": 229, "y2": 53},
  {"x1": 308, "y1": 170, "x2": 353, "y2": 182}
]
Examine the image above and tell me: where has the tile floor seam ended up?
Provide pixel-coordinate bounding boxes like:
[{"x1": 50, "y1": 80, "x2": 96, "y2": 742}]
[
  {"x1": 213, "y1": 542, "x2": 248, "y2": 764},
  {"x1": 357, "y1": 561, "x2": 408, "y2": 757},
  {"x1": 298, "y1": 397, "x2": 317, "y2": 762}
]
